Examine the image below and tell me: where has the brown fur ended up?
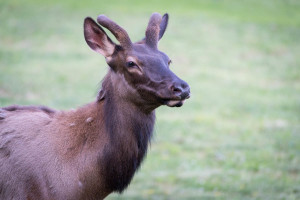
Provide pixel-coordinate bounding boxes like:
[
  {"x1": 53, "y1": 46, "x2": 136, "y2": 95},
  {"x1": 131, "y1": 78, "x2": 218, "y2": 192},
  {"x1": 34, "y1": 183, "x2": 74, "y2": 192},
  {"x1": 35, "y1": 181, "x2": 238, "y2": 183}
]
[
  {"x1": 0, "y1": 13, "x2": 190, "y2": 200},
  {"x1": 145, "y1": 13, "x2": 162, "y2": 49}
]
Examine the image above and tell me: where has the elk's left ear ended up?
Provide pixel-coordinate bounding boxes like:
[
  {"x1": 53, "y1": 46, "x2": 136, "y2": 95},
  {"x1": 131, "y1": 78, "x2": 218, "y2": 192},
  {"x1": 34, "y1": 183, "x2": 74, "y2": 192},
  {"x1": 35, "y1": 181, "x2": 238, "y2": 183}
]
[
  {"x1": 158, "y1": 13, "x2": 169, "y2": 40},
  {"x1": 84, "y1": 17, "x2": 116, "y2": 57}
]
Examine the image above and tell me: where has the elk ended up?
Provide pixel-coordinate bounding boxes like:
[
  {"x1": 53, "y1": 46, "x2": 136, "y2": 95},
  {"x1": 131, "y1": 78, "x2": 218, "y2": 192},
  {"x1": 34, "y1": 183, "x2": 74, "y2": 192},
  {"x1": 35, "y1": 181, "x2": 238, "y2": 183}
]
[{"x1": 0, "y1": 13, "x2": 190, "y2": 200}]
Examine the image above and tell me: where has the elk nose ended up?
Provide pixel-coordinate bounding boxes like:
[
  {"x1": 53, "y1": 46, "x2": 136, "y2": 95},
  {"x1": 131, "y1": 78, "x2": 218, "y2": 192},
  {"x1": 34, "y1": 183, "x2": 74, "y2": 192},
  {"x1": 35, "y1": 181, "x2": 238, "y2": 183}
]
[{"x1": 170, "y1": 81, "x2": 190, "y2": 99}]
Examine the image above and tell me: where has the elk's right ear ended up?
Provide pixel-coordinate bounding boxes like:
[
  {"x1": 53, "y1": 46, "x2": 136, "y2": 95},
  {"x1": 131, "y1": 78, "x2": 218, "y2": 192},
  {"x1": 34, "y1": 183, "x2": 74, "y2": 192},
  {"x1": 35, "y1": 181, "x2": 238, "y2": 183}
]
[
  {"x1": 159, "y1": 13, "x2": 169, "y2": 40},
  {"x1": 84, "y1": 17, "x2": 116, "y2": 57}
]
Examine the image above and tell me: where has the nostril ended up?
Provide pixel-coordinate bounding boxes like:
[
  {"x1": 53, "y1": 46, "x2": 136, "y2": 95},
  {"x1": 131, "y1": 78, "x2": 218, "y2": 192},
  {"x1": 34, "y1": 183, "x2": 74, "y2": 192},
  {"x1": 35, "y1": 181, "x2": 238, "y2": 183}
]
[
  {"x1": 170, "y1": 85, "x2": 182, "y2": 94},
  {"x1": 173, "y1": 87, "x2": 182, "y2": 93}
]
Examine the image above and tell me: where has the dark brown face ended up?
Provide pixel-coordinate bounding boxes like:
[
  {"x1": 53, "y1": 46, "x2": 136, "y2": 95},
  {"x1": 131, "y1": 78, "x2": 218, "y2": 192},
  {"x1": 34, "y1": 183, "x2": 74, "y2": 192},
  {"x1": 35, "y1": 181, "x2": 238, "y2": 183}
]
[
  {"x1": 107, "y1": 43, "x2": 190, "y2": 108},
  {"x1": 84, "y1": 13, "x2": 190, "y2": 108}
]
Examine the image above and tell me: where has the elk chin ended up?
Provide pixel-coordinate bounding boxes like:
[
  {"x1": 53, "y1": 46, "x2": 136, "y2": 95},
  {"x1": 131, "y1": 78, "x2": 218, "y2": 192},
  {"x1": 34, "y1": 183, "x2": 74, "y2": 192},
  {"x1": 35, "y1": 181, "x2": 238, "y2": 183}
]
[{"x1": 165, "y1": 100, "x2": 185, "y2": 107}]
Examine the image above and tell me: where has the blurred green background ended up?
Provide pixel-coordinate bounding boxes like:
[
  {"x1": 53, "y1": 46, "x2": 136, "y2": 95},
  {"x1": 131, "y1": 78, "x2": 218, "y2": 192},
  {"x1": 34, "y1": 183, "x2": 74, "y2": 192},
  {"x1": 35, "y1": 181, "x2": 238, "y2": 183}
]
[{"x1": 1, "y1": 0, "x2": 300, "y2": 199}]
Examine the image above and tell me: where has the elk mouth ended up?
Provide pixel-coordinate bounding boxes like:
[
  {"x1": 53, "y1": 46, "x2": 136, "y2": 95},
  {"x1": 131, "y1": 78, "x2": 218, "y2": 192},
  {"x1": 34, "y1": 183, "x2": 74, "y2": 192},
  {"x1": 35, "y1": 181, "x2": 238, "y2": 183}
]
[
  {"x1": 163, "y1": 94, "x2": 190, "y2": 107},
  {"x1": 164, "y1": 99, "x2": 185, "y2": 107}
]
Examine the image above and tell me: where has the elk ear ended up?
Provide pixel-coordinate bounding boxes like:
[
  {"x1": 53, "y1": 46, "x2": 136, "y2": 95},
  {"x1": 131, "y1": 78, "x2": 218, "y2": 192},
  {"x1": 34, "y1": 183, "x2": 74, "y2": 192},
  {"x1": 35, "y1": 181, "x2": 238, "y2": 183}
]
[
  {"x1": 84, "y1": 17, "x2": 116, "y2": 57},
  {"x1": 158, "y1": 13, "x2": 169, "y2": 40}
]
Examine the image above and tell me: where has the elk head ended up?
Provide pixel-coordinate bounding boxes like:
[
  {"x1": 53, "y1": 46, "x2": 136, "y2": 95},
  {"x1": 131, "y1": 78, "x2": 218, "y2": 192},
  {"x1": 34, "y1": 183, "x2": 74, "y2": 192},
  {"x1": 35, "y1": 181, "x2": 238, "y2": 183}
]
[{"x1": 84, "y1": 13, "x2": 190, "y2": 112}]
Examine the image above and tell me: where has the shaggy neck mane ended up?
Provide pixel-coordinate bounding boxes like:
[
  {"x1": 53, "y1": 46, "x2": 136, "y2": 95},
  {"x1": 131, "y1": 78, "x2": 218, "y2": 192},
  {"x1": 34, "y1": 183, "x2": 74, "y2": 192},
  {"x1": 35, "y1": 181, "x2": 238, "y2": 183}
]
[{"x1": 98, "y1": 72, "x2": 155, "y2": 193}]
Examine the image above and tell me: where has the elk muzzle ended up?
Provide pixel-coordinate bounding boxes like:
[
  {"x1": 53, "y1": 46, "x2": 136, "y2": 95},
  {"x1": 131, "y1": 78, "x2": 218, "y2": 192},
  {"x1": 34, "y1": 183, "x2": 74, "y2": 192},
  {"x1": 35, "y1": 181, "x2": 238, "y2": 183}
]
[{"x1": 164, "y1": 77, "x2": 190, "y2": 107}]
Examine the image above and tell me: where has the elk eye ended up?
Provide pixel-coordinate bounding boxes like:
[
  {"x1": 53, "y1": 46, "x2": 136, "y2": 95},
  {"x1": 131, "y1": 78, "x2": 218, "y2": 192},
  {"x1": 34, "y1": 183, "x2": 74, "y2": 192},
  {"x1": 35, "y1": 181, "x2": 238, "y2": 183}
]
[{"x1": 127, "y1": 61, "x2": 137, "y2": 68}]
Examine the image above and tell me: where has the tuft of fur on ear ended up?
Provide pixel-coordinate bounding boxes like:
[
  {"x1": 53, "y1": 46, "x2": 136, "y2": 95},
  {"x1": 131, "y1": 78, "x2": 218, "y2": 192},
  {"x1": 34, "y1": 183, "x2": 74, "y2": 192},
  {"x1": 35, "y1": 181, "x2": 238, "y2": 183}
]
[
  {"x1": 97, "y1": 89, "x2": 106, "y2": 101},
  {"x1": 84, "y1": 17, "x2": 116, "y2": 57}
]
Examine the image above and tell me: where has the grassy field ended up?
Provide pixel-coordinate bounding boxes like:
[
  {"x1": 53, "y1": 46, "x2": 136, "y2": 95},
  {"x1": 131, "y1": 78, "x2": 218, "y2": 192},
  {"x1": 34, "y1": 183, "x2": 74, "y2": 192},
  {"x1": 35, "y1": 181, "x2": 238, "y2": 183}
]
[{"x1": 1, "y1": 0, "x2": 300, "y2": 199}]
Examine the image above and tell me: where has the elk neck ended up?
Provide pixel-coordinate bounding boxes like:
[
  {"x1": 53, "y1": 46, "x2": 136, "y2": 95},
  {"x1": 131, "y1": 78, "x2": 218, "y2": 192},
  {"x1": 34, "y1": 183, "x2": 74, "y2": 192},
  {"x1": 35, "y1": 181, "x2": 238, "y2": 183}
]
[{"x1": 97, "y1": 70, "x2": 156, "y2": 193}]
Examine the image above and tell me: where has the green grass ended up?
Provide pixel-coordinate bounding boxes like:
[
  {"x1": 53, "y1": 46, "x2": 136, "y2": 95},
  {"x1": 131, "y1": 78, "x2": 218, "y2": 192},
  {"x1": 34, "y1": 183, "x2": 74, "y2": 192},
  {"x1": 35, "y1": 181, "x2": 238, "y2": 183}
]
[{"x1": 1, "y1": 0, "x2": 300, "y2": 199}]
